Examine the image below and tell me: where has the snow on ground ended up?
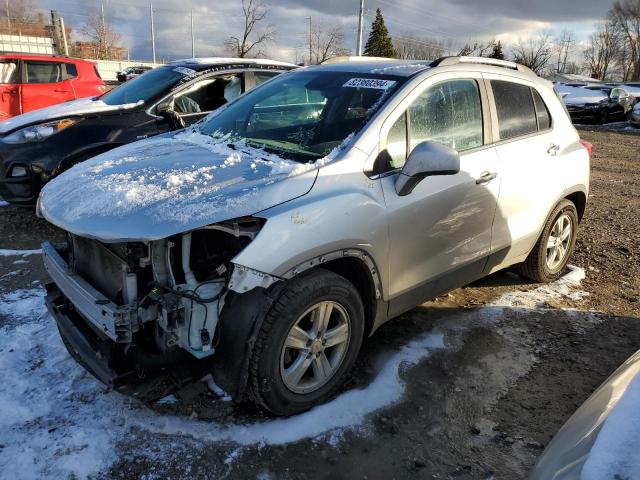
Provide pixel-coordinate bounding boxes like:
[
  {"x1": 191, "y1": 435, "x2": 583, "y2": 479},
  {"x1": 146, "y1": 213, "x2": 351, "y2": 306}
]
[
  {"x1": 492, "y1": 266, "x2": 587, "y2": 309},
  {"x1": 0, "y1": 248, "x2": 42, "y2": 257},
  {"x1": 581, "y1": 374, "x2": 640, "y2": 480},
  {"x1": 0, "y1": 199, "x2": 8, "y2": 207},
  {"x1": 0, "y1": 267, "x2": 588, "y2": 479}
]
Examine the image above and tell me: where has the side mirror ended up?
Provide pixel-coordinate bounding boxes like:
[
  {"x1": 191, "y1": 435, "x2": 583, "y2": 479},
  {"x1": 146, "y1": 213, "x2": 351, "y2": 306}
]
[{"x1": 395, "y1": 141, "x2": 460, "y2": 197}]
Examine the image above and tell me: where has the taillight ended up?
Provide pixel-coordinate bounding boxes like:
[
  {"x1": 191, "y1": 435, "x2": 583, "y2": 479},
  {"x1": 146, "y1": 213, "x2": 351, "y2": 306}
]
[{"x1": 579, "y1": 139, "x2": 593, "y2": 156}]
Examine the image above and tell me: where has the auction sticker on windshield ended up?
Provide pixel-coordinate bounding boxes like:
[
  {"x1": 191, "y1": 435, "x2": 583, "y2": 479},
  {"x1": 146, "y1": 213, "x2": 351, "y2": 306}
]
[{"x1": 343, "y1": 78, "x2": 396, "y2": 90}]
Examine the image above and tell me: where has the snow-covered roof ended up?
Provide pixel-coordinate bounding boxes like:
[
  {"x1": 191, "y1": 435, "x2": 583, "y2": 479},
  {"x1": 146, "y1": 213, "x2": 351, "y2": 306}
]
[
  {"x1": 308, "y1": 59, "x2": 432, "y2": 77},
  {"x1": 168, "y1": 57, "x2": 296, "y2": 68}
]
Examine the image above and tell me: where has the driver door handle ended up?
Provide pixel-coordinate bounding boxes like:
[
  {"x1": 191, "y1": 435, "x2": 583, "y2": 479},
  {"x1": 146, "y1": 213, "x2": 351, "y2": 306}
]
[{"x1": 476, "y1": 171, "x2": 498, "y2": 185}]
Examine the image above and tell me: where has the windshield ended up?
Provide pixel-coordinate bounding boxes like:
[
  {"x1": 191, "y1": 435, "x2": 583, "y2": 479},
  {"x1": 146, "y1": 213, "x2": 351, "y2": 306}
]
[
  {"x1": 102, "y1": 66, "x2": 190, "y2": 105},
  {"x1": 198, "y1": 70, "x2": 404, "y2": 162}
]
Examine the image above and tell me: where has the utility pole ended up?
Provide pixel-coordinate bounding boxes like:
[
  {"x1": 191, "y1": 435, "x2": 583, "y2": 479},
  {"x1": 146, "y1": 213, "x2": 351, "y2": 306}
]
[
  {"x1": 308, "y1": 16, "x2": 312, "y2": 65},
  {"x1": 150, "y1": 2, "x2": 156, "y2": 63},
  {"x1": 5, "y1": 0, "x2": 10, "y2": 34},
  {"x1": 356, "y1": 0, "x2": 365, "y2": 56},
  {"x1": 190, "y1": 8, "x2": 195, "y2": 58},
  {"x1": 60, "y1": 17, "x2": 69, "y2": 56},
  {"x1": 101, "y1": 1, "x2": 106, "y2": 59}
]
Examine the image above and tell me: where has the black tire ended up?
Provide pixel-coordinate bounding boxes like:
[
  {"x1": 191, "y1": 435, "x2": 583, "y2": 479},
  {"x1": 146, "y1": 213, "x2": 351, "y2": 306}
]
[
  {"x1": 596, "y1": 109, "x2": 609, "y2": 125},
  {"x1": 518, "y1": 199, "x2": 579, "y2": 283},
  {"x1": 249, "y1": 268, "x2": 365, "y2": 416}
]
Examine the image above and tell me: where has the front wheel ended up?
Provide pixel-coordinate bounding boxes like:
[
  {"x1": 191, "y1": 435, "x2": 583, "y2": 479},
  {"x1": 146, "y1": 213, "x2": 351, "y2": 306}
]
[
  {"x1": 518, "y1": 199, "x2": 579, "y2": 283},
  {"x1": 249, "y1": 269, "x2": 365, "y2": 416}
]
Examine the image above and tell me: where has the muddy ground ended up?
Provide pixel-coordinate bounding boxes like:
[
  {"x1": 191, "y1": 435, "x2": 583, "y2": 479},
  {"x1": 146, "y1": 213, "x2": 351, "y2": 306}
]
[{"x1": 0, "y1": 128, "x2": 639, "y2": 479}]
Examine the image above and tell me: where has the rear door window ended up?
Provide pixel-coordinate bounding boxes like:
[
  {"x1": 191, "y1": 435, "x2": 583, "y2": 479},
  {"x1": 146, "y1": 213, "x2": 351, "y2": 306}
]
[
  {"x1": 0, "y1": 61, "x2": 18, "y2": 84},
  {"x1": 25, "y1": 61, "x2": 64, "y2": 83},
  {"x1": 491, "y1": 80, "x2": 538, "y2": 140}
]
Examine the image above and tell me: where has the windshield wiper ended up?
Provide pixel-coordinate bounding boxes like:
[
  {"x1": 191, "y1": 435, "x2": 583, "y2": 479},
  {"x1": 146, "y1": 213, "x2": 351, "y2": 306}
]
[{"x1": 246, "y1": 138, "x2": 323, "y2": 160}]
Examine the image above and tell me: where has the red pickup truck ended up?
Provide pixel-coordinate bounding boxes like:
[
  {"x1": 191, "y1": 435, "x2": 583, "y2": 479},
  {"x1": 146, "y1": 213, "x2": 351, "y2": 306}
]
[{"x1": 0, "y1": 54, "x2": 106, "y2": 120}]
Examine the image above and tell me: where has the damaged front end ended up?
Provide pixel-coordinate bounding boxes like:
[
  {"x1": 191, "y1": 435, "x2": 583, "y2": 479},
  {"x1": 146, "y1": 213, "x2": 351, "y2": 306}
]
[{"x1": 43, "y1": 217, "x2": 280, "y2": 402}]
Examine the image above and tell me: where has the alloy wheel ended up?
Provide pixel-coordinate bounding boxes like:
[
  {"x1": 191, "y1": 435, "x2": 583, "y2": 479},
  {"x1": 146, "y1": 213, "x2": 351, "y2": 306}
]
[{"x1": 279, "y1": 301, "x2": 351, "y2": 394}]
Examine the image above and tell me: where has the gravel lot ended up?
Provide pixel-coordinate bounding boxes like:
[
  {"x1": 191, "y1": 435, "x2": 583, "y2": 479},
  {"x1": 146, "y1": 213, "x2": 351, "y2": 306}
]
[{"x1": 0, "y1": 128, "x2": 638, "y2": 479}]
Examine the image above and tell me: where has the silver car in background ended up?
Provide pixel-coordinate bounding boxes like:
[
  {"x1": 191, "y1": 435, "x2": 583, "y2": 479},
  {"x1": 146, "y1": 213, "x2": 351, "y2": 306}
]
[
  {"x1": 39, "y1": 57, "x2": 591, "y2": 415},
  {"x1": 631, "y1": 102, "x2": 640, "y2": 128}
]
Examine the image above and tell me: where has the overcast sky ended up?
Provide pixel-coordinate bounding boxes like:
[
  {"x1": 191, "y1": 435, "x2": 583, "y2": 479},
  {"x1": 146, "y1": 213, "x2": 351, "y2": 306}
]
[{"x1": 37, "y1": 0, "x2": 616, "y2": 62}]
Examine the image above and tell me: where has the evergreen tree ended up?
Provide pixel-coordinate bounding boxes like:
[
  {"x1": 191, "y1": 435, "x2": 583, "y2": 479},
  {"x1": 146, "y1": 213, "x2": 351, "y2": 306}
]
[
  {"x1": 364, "y1": 9, "x2": 396, "y2": 57},
  {"x1": 489, "y1": 40, "x2": 505, "y2": 60}
]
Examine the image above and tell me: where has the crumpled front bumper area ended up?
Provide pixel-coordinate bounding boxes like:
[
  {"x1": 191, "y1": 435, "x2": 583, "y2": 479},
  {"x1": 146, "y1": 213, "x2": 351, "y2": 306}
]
[
  {"x1": 45, "y1": 282, "x2": 191, "y2": 402},
  {"x1": 42, "y1": 242, "x2": 205, "y2": 402}
]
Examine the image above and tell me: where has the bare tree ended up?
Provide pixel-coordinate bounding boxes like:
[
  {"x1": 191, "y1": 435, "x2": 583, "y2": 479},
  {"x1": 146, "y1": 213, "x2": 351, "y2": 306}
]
[
  {"x1": 0, "y1": 0, "x2": 46, "y2": 35},
  {"x1": 609, "y1": 0, "x2": 640, "y2": 81},
  {"x1": 555, "y1": 30, "x2": 576, "y2": 73},
  {"x1": 1, "y1": 0, "x2": 42, "y2": 24},
  {"x1": 309, "y1": 23, "x2": 350, "y2": 64},
  {"x1": 458, "y1": 41, "x2": 493, "y2": 57},
  {"x1": 511, "y1": 32, "x2": 554, "y2": 75},
  {"x1": 394, "y1": 35, "x2": 446, "y2": 60},
  {"x1": 224, "y1": 0, "x2": 275, "y2": 58},
  {"x1": 79, "y1": 12, "x2": 121, "y2": 60},
  {"x1": 583, "y1": 22, "x2": 620, "y2": 80}
]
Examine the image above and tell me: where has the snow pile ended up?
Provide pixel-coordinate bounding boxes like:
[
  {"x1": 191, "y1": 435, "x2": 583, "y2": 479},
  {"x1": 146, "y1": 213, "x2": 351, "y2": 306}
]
[
  {"x1": 0, "y1": 267, "x2": 589, "y2": 478},
  {"x1": 581, "y1": 375, "x2": 640, "y2": 480},
  {"x1": 491, "y1": 266, "x2": 587, "y2": 309}
]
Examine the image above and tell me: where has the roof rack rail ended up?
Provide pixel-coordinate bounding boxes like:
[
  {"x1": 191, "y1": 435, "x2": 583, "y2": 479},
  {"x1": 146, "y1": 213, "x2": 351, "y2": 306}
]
[
  {"x1": 431, "y1": 56, "x2": 535, "y2": 75},
  {"x1": 321, "y1": 55, "x2": 398, "y2": 64}
]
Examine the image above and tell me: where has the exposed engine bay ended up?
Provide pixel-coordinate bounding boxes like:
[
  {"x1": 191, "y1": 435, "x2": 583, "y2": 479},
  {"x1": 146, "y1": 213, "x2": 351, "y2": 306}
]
[
  {"x1": 43, "y1": 217, "x2": 282, "y2": 401},
  {"x1": 69, "y1": 217, "x2": 275, "y2": 357}
]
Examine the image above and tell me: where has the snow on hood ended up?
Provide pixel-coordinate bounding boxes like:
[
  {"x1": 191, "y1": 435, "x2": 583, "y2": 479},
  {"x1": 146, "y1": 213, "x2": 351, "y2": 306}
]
[
  {"x1": 560, "y1": 86, "x2": 608, "y2": 106},
  {"x1": 0, "y1": 97, "x2": 142, "y2": 135},
  {"x1": 39, "y1": 130, "x2": 345, "y2": 241}
]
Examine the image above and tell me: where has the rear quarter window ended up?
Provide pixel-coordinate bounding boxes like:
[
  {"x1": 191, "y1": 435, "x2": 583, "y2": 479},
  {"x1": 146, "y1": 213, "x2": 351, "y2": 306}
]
[
  {"x1": 532, "y1": 89, "x2": 551, "y2": 131},
  {"x1": 491, "y1": 80, "x2": 538, "y2": 140},
  {"x1": 65, "y1": 63, "x2": 78, "y2": 79}
]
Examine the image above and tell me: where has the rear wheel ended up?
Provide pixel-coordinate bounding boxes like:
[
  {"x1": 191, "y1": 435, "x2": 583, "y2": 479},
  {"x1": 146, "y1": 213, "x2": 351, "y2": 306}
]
[
  {"x1": 596, "y1": 109, "x2": 608, "y2": 125},
  {"x1": 518, "y1": 200, "x2": 579, "y2": 283},
  {"x1": 249, "y1": 269, "x2": 365, "y2": 416}
]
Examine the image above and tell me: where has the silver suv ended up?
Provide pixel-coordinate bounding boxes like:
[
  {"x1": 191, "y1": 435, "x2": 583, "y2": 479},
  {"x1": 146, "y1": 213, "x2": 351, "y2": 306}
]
[{"x1": 39, "y1": 57, "x2": 591, "y2": 415}]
